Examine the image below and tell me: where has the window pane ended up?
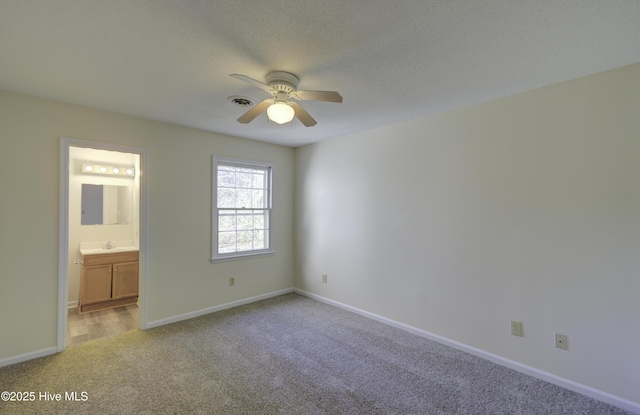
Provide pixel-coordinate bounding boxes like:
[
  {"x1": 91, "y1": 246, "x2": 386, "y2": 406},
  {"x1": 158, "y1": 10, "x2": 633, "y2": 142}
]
[
  {"x1": 254, "y1": 230, "x2": 265, "y2": 249},
  {"x1": 236, "y1": 231, "x2": 254, "y2": 252},
  {"x1": 252, "y1": 171, "x2": 266, "y2": 188},
  {"x1": 218, "y1": 170, "x2": 235, "y2": 187},
  {"x1": 253, "y1": 212, "x2": 265, "y2": 229},
  {"x1": 236, "y1": 189, "x2": 252, "y2": 208},
  {"x1": 218, "y1": 231, "x2": 236, "y2": 253},
  {"x1": 218, "y1": 213, "x2": 236, "y2": 231},
  {"x1": 218, "y1": 188, "x2": 235, "y2": 208},
  {"x1": 251, "y1": 189, "x2": 265, "y2": 208},
  {"x1": 237, "y1": 212, "x2": 253, "y2": 230},
  {"x1": 236, "y1": 171, "x2": 252, "y2": 188}
]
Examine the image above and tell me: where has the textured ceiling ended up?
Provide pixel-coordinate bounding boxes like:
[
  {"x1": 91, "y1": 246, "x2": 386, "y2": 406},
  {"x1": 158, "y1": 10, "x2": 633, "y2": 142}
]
[{"x1": 1, "y1": 1, "x2": 639, "y2": 147}]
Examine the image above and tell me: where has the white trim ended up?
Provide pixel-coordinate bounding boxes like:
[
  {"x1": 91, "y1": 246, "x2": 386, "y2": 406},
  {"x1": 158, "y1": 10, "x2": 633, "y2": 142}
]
[
  {"x1": 146, "y1": 288, "x2": 293, "y2": 329},
  {"x1": 293, "y1": 288, "x2": 640, "y2": 414},
  {"x1": 210, "y1": 251, "x2": 276, "y2": 263},
  {"x1": 58, "y1": 137, "x2": 150, "y2": 349},
  {"x1": 68, "y1": 300, "x2": 79, "y2": 309},
  {"x1": 57, "y1": 139, "x2": 70, "y2": 352},
  {"x1": 0, "y1": 347, "x2": 57, "y2": 369}
]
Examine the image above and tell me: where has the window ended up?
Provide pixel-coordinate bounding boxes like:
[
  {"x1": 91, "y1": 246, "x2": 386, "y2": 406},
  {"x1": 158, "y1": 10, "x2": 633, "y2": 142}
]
[{"x1": 212, "y1": 157, "x2": 273, "y2": 262}]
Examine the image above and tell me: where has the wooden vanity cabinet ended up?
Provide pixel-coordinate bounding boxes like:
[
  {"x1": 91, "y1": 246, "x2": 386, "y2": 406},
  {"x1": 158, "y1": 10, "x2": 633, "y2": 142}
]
[{"x1": 80, "y1": 251, "x2": 139, "y2": 313}]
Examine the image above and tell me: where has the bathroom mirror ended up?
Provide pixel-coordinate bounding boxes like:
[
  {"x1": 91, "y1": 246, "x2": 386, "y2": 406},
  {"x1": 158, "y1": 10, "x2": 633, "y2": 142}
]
[{"x1": 81, "y1": 184, "x2": 132, "y2": 225}]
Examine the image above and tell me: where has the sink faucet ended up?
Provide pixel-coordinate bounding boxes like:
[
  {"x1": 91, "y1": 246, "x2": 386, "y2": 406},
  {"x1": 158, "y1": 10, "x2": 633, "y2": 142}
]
[{"x1": 104, "y1": 241, "x2": 114, "y2": 249}]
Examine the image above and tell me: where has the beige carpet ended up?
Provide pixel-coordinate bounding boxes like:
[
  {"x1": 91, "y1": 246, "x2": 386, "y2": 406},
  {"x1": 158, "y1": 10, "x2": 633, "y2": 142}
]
[{"x1": 0, "y1": 293, "x2": 633, "y2": 414}]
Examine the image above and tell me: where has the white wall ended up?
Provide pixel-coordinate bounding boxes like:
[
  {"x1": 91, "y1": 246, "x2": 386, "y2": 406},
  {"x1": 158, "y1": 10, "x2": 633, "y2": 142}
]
[
  {"x1": 0, "y1": 90, "x2": 295, "y2": 359},
  {"x1": 295, "y1": 63, "x2": 640, "y2": 404}
]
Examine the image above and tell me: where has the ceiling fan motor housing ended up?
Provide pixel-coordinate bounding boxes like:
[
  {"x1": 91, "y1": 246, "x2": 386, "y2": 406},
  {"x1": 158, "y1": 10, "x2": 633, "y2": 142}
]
[{"x1": 266, "y1": 71, "x2": 299, "y2": 95}]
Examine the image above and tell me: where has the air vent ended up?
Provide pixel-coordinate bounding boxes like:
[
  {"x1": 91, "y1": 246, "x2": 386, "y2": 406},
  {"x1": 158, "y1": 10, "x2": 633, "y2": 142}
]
[{"x1": 227, "y1": 96, "x2": 254, "y2": 107}]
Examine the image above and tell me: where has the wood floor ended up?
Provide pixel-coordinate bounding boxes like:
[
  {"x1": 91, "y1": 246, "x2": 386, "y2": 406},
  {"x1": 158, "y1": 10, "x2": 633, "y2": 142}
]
[{"x1": 67, "y1": 304, "x2": 139, "y2": 347}]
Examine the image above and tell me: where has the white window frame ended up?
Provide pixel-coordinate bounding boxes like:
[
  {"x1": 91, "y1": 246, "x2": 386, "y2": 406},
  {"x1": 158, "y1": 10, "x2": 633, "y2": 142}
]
[{"x1": 211, "y1": 156, "x2": 274, "y2": 262}]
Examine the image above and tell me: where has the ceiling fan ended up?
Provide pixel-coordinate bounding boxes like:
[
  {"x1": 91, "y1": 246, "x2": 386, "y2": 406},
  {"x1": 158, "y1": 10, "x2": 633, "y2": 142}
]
[{"x1": 230, "y1": 71, "x2": 342, "y2": 127}]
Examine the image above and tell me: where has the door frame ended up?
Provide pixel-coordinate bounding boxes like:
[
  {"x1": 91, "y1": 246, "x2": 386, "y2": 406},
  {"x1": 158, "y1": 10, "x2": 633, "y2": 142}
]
[{"x1": 58, "y1": 137, "x2": 149, "y2": 351}]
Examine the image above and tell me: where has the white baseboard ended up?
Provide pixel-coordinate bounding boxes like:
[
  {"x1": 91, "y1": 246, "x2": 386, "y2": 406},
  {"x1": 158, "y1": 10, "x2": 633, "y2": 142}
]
[
  {"x1": 68, "y1": 300, "x2": 78, "y2": 309},
  {"x1": 145, "y1": 288, "x2": 294, "y2": 329},
  {"x1": 293, "y1": 288, "x2": 640, "y2": 414},
  {"x1": 0, "y1": 347, "x2": 58, "y2": 369}
]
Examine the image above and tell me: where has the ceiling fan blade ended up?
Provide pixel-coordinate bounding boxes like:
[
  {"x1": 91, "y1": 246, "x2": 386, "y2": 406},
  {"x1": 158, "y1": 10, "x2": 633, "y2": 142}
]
[
  {"x1": 289, "y1": 102, "x2": 317, "y2": 127},
  {"x1": 230, "y1": 74, "x2": 273, "y2": 92},
  {"x1": 292, "y1": 90, "x2": 342, "y2": 103},
  {"x1": 237, "y1": 99, "x2": 272, "y2": 123}
]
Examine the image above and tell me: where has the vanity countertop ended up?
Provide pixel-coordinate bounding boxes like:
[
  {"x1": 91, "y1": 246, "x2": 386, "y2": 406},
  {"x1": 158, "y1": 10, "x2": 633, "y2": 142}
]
[{"x1": 80, "y1": 246, "x2": 138, "y2": 256}]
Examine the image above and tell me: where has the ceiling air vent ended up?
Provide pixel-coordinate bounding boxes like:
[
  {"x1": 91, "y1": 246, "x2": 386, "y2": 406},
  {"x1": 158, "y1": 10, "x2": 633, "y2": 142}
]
[{"x1": 227, "y1": 96, "x2": 254, "y2": 107}]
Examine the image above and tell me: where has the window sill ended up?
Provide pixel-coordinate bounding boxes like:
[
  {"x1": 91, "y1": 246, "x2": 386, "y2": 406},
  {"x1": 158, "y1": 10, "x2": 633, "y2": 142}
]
[{"x1": 210, "y1": 251, "x2": 275, "y2": 264}]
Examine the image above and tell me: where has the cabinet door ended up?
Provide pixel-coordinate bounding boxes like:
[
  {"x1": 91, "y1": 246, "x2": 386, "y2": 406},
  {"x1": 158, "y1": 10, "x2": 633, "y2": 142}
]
[
  {"x1": 82, "y1": 265, "x2": 113, "y2": 304},
  {"x1": 112, "y1": 261, "x2": 138, "y2": 300}
]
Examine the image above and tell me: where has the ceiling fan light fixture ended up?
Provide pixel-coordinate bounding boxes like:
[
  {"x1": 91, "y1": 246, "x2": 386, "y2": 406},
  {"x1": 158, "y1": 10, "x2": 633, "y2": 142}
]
[
  {"x1": 267, "y1": 101, "x2": 295, "y2": 124},
  {"x1": 230, "y1": 72, "x2": 341, "y2": 127}
]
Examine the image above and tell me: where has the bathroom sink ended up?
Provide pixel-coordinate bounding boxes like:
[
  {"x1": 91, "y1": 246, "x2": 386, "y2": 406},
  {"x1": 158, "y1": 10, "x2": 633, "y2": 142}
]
[{"x1": 80, "y1": 246, "x2": 138, "y2": 256}]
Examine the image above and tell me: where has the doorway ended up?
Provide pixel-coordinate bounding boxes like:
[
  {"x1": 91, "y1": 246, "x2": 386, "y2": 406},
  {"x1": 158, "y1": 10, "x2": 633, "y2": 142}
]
[{"x1": 58, "y1": 137, "x2": 148, "y2": 351}]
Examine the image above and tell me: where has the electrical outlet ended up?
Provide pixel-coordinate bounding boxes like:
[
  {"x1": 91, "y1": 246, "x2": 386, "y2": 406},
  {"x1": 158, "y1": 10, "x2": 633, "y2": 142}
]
[
  {"x1": 510, "y1": 320, "x2": 523, "y2": 337},
  {"x1": 554, "y1": 333, "x2": 568, "y2": 350},
  {"x1": 229, "y1": 277, "x2": 235, "y2": 286},
  {"x1": 322, "y1": 274, "x2": 327, "y2": 283}
]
